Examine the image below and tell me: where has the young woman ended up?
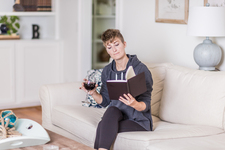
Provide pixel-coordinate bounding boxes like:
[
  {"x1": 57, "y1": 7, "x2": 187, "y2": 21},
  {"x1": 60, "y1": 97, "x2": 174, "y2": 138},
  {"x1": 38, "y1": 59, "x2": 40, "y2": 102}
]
[{"x1": 80, "y1": 29, "x2": 153, "y2": 150}]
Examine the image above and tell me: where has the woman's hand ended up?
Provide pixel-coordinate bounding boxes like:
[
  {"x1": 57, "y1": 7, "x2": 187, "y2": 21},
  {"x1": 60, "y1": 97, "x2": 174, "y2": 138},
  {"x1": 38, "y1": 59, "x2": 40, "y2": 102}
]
[
  {"x1": 79, "y1": 78, "x2": 98, "y2": 95},
  {"x1": 119, "y1": 93, "x2": 146, "y2": 111},
  {"x1": 79, "y1": 79, "x2": 103, "y2": 104},
  {"x1": 119, "y1": 93, "x2": 137, "y2": 108}
]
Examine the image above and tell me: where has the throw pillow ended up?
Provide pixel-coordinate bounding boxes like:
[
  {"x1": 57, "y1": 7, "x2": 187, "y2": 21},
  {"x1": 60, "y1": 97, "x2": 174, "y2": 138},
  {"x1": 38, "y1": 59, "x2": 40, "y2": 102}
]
[{"x1": 82, "y1": 69, "x2": 103, "y2": 108}]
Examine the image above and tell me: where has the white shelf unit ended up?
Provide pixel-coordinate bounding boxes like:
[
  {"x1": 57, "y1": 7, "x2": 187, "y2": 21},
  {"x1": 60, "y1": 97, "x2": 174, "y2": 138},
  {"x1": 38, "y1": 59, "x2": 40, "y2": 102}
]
[
  {"x1": 0, "y1": 0, "x2": 58, "y2": 40},
  {"x1": 0, "y1": 0, "x2": 63, "y2": 109},
  {"x1": 93, "y1": 15, "x2": 115, "y2": 19},
  {"x1": 0, "y1": 40, "x2": 63, "y2": 109},
  {"x1": 92, "y1": 0, "x2": 116, "y2": 69},
  {"x1": 0, "y1": 12, "x2": 56, "y2": 16}
]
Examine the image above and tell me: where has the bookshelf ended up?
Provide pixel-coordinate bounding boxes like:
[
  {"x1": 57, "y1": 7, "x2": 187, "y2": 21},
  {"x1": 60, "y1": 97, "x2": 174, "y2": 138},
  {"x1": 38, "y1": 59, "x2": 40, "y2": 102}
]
[
  {"x1": 92, "y1": 0, "x2": 116, "y2": 69},
  {"x1": 0, "y1": 0, "x2": 57, "y2": 39},
  {"x1": 0, "y1": 0, "x2": 63, "y2": 109},
  {"x1": 0, "y1": 12, "x2": 55, "y2": 16},
  {"x1": 93, "y1": 15, "x2": 115, "y2": 19}
]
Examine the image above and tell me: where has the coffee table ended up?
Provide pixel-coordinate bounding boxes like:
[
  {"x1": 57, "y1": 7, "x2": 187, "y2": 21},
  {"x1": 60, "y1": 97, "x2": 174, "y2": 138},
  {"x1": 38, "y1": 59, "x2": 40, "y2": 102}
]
[{"x1": 13, "y1": 129, "x2": 95, "y2": 150}]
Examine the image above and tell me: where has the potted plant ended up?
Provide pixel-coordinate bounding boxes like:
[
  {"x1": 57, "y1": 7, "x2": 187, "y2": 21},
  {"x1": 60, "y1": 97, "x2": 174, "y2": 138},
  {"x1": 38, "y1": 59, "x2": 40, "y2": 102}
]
[{"x1": 0, "y1": 15, "x2": 20, "y2": 35}]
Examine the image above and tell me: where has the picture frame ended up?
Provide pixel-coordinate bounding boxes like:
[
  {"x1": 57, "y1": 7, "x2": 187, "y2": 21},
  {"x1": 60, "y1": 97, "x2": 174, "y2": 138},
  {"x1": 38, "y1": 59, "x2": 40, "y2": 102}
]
[
  {"x1": 155, "y1": 0, "x2": 189, "y2": 24},
  {"x1": 204, "y1": 0, "x2": 225, "y2": 6}
]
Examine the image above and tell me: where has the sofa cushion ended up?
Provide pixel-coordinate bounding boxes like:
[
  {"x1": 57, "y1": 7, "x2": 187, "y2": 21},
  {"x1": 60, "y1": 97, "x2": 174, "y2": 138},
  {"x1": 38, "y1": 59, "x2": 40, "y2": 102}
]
[
  {"x1": 144, "y1": 63, "x2": 171, "y2": 117},
  {"x1": 159, "y1": 64, "x2": 225, "y2": 129},
  {"x1": 52, "y1": 105, "x2": 223, "y2": 150},
  {"x1": 52, "y1": 105, "x2": 106, "y2": 145},
  {"x1": 114, "y1": 121, "x2": 224, "y2": 150},
  {"x1": 82, "y1": 69, "x2": 103, "y2": 108},
  {"x1": 146, "y1": 132, "x2": 225, "y2": 150}
]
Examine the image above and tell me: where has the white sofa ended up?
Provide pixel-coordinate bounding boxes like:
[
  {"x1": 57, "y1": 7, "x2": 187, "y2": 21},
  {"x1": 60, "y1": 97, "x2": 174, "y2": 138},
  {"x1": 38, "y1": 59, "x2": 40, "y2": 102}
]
[{"x1": 39, "y1": 63, "x2": 225, "y2": 150}]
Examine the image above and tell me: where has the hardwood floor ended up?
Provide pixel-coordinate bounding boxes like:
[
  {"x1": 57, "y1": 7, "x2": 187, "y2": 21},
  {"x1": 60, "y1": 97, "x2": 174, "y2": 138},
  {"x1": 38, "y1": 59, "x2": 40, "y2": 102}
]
[
  {"x1": 0, "y1": 106, "x2": 95, "y2": 150},
  {"x1": 0, "y1": 106, "x2": 42, "y2": 124}
]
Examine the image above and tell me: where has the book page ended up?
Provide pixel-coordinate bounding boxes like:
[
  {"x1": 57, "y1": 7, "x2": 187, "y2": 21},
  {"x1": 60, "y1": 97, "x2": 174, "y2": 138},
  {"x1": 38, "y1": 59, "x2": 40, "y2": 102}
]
[{"x1": 126, "y1": 66, "x2": 136, "y2": 80}]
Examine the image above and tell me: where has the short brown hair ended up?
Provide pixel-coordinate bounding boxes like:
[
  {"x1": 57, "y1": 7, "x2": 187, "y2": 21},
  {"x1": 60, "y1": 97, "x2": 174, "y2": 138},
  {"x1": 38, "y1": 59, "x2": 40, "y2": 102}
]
[{"x1": 101, "y1": 29, "x2": 124, "y2": 46}]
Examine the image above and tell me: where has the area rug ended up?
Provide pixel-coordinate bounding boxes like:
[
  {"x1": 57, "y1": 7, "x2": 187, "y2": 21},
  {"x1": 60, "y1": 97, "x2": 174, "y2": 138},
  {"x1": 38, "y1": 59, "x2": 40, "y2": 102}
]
[{"x1": 13, "y1": 130, "x2": 94, "y2": 150}]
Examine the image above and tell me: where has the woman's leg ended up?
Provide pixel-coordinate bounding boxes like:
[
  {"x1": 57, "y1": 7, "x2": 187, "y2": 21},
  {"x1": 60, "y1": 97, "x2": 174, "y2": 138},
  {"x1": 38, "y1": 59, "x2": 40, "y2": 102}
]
[
  {"x1": 94, "y1": 106, "x2": 123, "y2": 150},
  {"x1": 94, "y1": 121, "x2": 102, "y2": 149},
  {"x1": 94, "y1": 106, "x2": 147, "y2": 150},
  {"x1": 118, "y1": 119, "x2": 147, "y2": 133}
]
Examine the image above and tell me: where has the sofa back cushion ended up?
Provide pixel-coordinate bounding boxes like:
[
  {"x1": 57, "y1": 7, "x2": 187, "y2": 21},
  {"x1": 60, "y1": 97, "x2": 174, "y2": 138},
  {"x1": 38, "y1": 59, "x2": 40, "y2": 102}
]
[
  {"x1": 82, "y1": 69, "x2": 103, "y2": 108},
  {"x1": 159, "y1": 64, "x2": 225, "y2": 129},
  {"x1": 144, "y1": 63, "x2": 171, "y2": 117}
]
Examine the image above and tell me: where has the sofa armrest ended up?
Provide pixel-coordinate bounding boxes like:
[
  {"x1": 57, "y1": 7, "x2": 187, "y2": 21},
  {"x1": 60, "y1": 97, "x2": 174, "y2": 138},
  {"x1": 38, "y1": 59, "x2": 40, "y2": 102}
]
[
  {"x1": 39, "y1": 82, "x2": 86, "y2": 106},
  {"x1": 39, "y1": 82, "x2": 86, "y2": 127}
]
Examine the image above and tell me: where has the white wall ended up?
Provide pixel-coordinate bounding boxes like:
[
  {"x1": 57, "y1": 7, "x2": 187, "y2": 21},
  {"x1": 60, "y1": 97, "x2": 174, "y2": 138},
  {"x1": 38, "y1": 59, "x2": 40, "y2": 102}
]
[
  {"x1": 77, "y1": 0, "x2": 92, "y2": 81},
  {"x1": 58, "y1": 0, "x2": 79, "y2": 82},
  {"x1": 0, "y1": 0, "x2": 14, "y2": 12},
  {"x1": 59, "y1": 0, "x2": 92, "y2": 82},
  {"x1": 118, "y1": 0, "x2": 225, "y2": 70}
]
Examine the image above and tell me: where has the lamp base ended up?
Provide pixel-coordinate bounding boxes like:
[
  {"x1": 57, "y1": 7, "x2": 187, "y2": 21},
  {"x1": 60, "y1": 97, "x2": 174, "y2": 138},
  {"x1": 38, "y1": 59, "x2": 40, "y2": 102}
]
[
  {"x1": 194, "y1": 38, "x2": 222, "y2": 71},
  {"x1": 199, "y1": 66, "x2": 216, "y2": 71}
]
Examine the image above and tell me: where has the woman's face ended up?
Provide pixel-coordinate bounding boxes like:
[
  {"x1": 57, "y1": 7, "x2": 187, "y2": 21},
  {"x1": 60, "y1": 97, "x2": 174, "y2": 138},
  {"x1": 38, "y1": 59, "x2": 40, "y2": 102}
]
[{"x1": 105, "y1": 38, "x2": 127, "y2": 61}]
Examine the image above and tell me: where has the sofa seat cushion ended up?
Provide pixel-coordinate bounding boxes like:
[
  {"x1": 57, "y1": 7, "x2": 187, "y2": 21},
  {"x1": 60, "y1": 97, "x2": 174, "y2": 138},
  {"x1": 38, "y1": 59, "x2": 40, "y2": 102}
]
[
  {"x1": 114, "y1": 120, "x2": 224, "y2": 150},
  {"x1": 146, "y1": 132, "x2": 225, "y2": 150},
  {"x1": 52, "y1": 105, "x2": 224, "y2": 149},
  {"x1": 51, "y1": 105, "x2": 106, "y2": 145}
]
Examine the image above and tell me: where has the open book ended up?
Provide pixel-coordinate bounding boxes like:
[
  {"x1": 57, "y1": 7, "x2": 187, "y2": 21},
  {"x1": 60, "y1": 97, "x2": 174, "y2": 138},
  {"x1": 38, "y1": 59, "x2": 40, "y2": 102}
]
[{"x1": 106, "y1": 66, "x2": 147, "y2": 100}]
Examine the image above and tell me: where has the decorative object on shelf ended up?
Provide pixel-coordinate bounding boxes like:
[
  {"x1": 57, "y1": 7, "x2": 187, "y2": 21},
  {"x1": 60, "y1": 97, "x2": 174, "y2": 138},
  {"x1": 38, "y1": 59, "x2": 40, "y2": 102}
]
[
  {"x1": 97, "y1": 0, "x2": 112, "y2": 15},
  {"x1": 37, "y1": 0, "x2": 52, "y2": 12},
  {"x1": 19, "y1": 0, "x2": 38, "y2": 12},
  {"x1": 98, "y1": 34, "x2": 102, "y2": 39},
  {"x1": 32, "y1": 24, "x2": 40, "y2": 39},
  {"x1": 155, "y1": 0, "x2": 189, "y2": 24},
  {"x1": 0, "y1": 15, "x2": 20, "y2": 35},
  {"x1": 99, "y1": 47, "x2": 110, "y2": 62},
  {"x1": 0, "y1": 110, "x2": 22, "y2": 139},
  {"x1": 0, "y1": 24, "x2": 8, "y2": 34},
  {"x1": 13, "y1": 0, "x2": 25, "y2": 12},
  {"x1": 204, "y1": 0, "x2": 225, "y2": 6},
  {"x1": 187, "y1": 3, "x2": 225, "y2": 71}
]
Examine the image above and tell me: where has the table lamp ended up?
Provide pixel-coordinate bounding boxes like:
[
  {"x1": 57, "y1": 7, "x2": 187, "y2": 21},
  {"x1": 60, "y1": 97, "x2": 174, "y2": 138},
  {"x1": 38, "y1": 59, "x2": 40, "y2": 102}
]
[{"x1": 187, "y1": 4, "x2": 225, "y2": 71}]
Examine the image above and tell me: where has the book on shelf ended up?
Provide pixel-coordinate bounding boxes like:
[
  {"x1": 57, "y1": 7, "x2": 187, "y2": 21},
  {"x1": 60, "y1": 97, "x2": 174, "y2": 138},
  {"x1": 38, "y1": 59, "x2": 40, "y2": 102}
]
[
  {"x1": 37, "y1": 0, "x2": 52, "y2": 12},
  {"x1": 20, "y1": 0, "x2": 38, "y2": 11},
  {"x1": 13, "y1": 0, "x2": 52, "y2": 12},
  {"x1": 106, "y1": 66, "x2": 147, "y2": 100}
]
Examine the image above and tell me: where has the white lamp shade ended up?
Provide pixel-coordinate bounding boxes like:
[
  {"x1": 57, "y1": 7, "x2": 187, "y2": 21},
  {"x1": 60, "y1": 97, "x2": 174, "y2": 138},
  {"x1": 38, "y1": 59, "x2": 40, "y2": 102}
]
[{"x1": 187, "y1": 6, "x2": 225, "y2": 37}]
